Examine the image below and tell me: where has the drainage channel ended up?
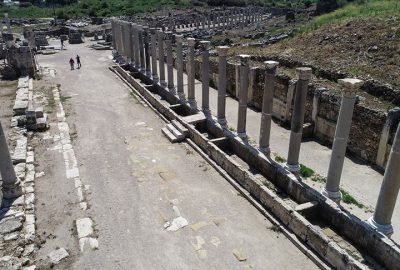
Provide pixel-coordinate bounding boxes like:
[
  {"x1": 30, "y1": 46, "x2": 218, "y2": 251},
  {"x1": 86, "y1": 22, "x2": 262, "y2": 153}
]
[{"x1": 111, "y1": 63, "x2": 391, "y2": 270}]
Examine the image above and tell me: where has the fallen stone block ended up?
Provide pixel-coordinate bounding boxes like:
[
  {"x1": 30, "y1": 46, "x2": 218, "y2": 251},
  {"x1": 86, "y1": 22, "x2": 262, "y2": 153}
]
[
  {"x1": 76, "y1": 217, "x2": 93, "y2": 239},
  {"x1": 13, "y1": 101, "x2": 28, "y2": 116},
  {"x1": 48, "y1": 248, "x2": 69, "y2": 265},
  {"x1": 0, "y1": 218, "x2": 23, "y2": 234}
]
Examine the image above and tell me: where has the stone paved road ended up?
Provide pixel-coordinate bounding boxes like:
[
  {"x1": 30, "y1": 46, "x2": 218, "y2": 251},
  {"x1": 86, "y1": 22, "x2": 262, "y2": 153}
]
[{"x1": 36, "y1": 41, "x2": 318, "y2": 269}]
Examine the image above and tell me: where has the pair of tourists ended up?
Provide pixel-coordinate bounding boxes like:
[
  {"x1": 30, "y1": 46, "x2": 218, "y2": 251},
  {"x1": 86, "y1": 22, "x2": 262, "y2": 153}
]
[{"x1": 69, "y1": 55, "x2": 82, "y2": 70}]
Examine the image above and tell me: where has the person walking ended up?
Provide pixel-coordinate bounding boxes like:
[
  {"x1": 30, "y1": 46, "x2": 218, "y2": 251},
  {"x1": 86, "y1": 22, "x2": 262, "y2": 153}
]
[
  {"x1": 69, "y1": 58, "x2": 75, "y2": 70},
  {"x1": 76, "y1": 55, "x2": 81, "y2": 69}
]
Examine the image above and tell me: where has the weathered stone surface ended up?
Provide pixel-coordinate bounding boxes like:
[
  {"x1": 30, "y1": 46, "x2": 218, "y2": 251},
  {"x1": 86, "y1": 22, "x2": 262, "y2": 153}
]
[
  {"x1": 13, "y1": 101, "x2": 28, "y2": 116},
  {"x1": 4, "y1": 231, "x2": 19, "y2": 241},
  {"x1": 0, "y1": 218, "x2": 23, "y2": 234},
  {"x1": 48, "y1": 248, "x2": 69, "y2": 265},
  {"x1": 79, "y1": 237, "x2": 99, "y2": 252},
  {"x1": 76, "y1": 218, "x2": 93, "y2": 238},
  {"x1": 0, "y1": 256, "x2": 22, "y2": 270}
]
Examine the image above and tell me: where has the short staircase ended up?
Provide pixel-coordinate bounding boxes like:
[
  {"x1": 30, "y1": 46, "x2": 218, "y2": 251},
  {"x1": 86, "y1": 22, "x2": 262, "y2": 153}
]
[{"x1": 161, "y1": 120, "x2": 189, "y2": 143}]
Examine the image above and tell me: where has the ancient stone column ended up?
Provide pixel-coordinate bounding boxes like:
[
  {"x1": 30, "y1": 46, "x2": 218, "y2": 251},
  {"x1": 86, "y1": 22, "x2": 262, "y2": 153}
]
[
  {"x1": 0, "y1": 120, "x2": 22, "y2": 199},
  {"x1": 285, "y1": 67, "x2": 312, "y2": 173},
  {"x1": 237, "y1": 55, "x2": 250, "y2": 140},
  {"x1": 150, "y1": 28, "x2": 158, "y2": 82},
  {"x1": 127, "y1": 23, "x2": 133, "y2": 63},
  {"x1": 5, "y1": 13, "x2": 11, "y2": 34},
  {"x1": 368, "y1": 122, "x2": 400, "y2": 236},
  {"x1": 165, "y1": 32, "x2": 175, "y2": 94},
  {"x1": 176, "y1": 35, "x2": 185, "y2": 99},
  {"x1": 143, "y1": 26, "x2": 151, "y2": 77},
  {"x1": 200, "y1": 41, "x2": 211, "y2": 116},
  {"x1": 133, "y1": 24, "x2": 140, "y2": 69},
  {"x1": 138, "y1": 27, "x2": 145, "y2": 73},
  {"x1": 129, "y1": 23, "x2": 135, "y2": 66},
  {"x1": 217, "y1": 46, "x2": 229, "y2": 127},
  {"x1": 111, "y1": 20, "x2": 116, "y2": 50},
  {"x1": 259, "y1": 61, "x2": 279, "y2": 154},
  {"x1": 157, "y1": 30, "x2": 166, "y2": 87},
  {"x1": 322, "y1": 78, "x2": 363, "y2": 201},
  {"x1": 187, "y1": 38, "x2": 197, "y2": 109}
]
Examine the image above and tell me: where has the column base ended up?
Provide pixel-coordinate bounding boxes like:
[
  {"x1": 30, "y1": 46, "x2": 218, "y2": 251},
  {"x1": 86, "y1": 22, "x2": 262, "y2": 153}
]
[
  {"x1": 285, "y1": 163, "x2": 300, "y2": 173},
  {"x1": 146, "y1": 71, "x2": 152, "y2": 78},
  {"x1": 259, "y1": 146, "x2": 271, "y2": 155},
  {"x1": 159, "y1": 80, "x2": 167, "y2": 88},
  {"x1": 2, "y1": 180, "x2": 23, "y2": 199},
  {"x1": 321, "y1": 187, "x2": 342, "y2": 203},
  {"x1": 367, "y1": 217, "x2": 393, "y2": 236},
  {"x1": 188, "y1": 99, "x2": 197, "y2": 109},
  {"x1": 202, "y1": 109, "x2": 211, "y2": 117},
  {"x1": 217, "y1": 117, "x2": 227, "y2": 128},
  {"x1": 178, "y1": 92, "x2": 186, "y2": 101},
  {"x1": 168, "y1": 86, "x2": 176, "y2": 95},
  {"x1": 152, "y1": 75, "x2": 159, "y2": 83},
  {"x1": 237, "y1": 132, "x2": 247, "y2": 141}
]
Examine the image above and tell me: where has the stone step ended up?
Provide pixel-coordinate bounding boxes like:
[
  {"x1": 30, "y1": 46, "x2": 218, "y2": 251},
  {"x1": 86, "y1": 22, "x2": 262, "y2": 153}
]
[
  {"x1": 161, "y1": 127, "x2": 179, "y2": 143},
  {"x1": 166, "y1": 123, "x2": 185, "y2": 141},
  {"x1": 171, "y1": 120, "x2": 189, "y2": 136}
]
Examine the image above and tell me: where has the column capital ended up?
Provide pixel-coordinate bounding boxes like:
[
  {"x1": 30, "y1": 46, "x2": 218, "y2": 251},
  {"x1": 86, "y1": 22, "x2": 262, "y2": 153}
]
[
  {"x1": 200, "y1": 40, "x2": 210, "y2": 50},
  {"x1": 238, "y1": 54, "x2": 250, "y2": 65},
  {"x1": 217, "y1": 46, "x2": 229, "y2": 56},
  {"x1": 187, "y1": 37, "x2": 196, "y2": 47},
  {"x1": 165, "y1": 31, "x2": 173, "y2": 40},
  {"x1": 175, "y1": 34, "x2": 183, "y2": 43},
  {"x1": 296, "y1": 67, "x2": 312, "y2": 80},
  {"x1": 264, "y1": 60, "x2": 278, "y2": 74},
  {"x1": 338, "y1": 78, "x2": 364, "y2": 97}
]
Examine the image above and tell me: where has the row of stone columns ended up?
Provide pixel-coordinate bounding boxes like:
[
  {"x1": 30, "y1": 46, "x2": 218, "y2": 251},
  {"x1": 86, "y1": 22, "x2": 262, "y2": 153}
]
[
  {"x1": 112, "y1": 21, "x2": 400, "y2": 237},
  {"x1": 166, "y1": 7, "x2": 264, "y2": 32}
]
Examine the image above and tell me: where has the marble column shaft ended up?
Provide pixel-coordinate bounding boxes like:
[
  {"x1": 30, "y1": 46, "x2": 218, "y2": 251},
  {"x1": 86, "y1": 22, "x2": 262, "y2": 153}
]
[
  {"x1": 237, "y1": 55, "x2": 250, "y2": 139},
  {"x1": 286, "y1": 67, "x2": 312, "y2": 172},
  {"x1": 187, "y1": 38, "x2": 196, "y2": 108},
  {"x1": 138, "y1": 27, "x2": 145, "y2": 72},
  {"x1": 201, "y1": 41, "x2": 210, "y2": 114},
  {"x1": 259, "y1": 61, "x2": 279, "y2": 153},
  {"x1": 369, "y1": 122, "x2": 400, "y2": 235},
  {"x1": 143, "y1": 26, "x2": 151, "y2": 77},
  {"x1": 217, "y1": 46, "x2": 229, "y2": 126},
  {"x1": 150, "y1": 28, "x2": 158, "y2": 82},
  {"x1": 165, "y1": 32, "x2": 175, "y2": 93},
  {"x1": 133, "y1": 24, "x2": 140, "y2": 69},
  {"x1": 176, "y1": 35, "x2": 184, "y2": 98},
  {"x1": 158, "y1": 30, "x2": 166, "y2": 86},
  {"x1": 323, "y1": 78, "x2": 363, "y2": 201}
]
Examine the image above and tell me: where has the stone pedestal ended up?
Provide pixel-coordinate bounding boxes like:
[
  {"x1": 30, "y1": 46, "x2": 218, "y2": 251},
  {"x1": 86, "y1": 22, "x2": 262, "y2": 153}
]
[
  {"x1": 322, "y1": 79, "x2": 363, "y2": 201},
  {"x1": 176, "y1": 35, "x2": 185, "y2": 99},
  {"x1": 259, "y1": 61, "x2": 279, "y2": 154},
  {"x1": 237, "y1": 55, "x2": 250, "y2": 140},
  {"x1": 217, "y1": 46, "x2": 229, "y2": 127},
  {"x1": 0, "y1": 120, "x2": 22, "y2": 199},
  {"x1": 286, "y1": 67, "x2": 312, "y2": 173},
  {"x1": 200, "y1": 41, "x2": 211, "y2": 116},
  {"x1": 187, "y1": 38, "x2": 197, "y2": 109},
  {"x1": 165, "y1": 32, "x2": 175, "y2": 94}
]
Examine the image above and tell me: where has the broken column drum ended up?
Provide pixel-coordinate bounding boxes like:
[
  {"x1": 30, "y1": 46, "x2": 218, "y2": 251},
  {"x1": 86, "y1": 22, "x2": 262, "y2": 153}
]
[
  {"x1": 237, "y1": 55, "x2": 250, "y2": 140},
  {"x1": 286, "y1": 67, "x2": 312, "y2": 173},
  {"x1": 187, "y1": 38, "x2": 197, "y2": 109},
  {"x1": 165, "y1": 32, "x2": 175, "y2": 94},
  {"x1": 176, "y1": 35, "x2": 185, "y2": 99},
  {"x1": 259, "y1": 61, "x2": 279, "y2": 154},
  {"x1": 322, "y1": 78, "x2": 363, "y2": 202},
  {"x1": 368, "y1": 122, "x2": 400, "y2": 236},
  {"x1": 217, "y1": 46, "x2": 229, "y2": 127},
  {"x1": 0, "y1": 120, "x2": 22, "y2": 199},
  {"x1": 143, "y1": 26, "x2": 151, "y2": 77},
  {"x1": 158, "y1": 30, "x2": 167, "y2": 87},
  {"x1": 150, "y1": 28, "x2": 158, "y2": 82},
  {"x1": 201, "y1": 41, "x2": 211, "y2": 115}
]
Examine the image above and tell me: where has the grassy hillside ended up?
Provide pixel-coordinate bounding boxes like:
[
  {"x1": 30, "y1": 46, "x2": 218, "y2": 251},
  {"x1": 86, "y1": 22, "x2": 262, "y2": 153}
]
[
  {"x1": 0, "y1": 0, "x2": 318, "y2": 18},
  {"x1": 229, "y1": 0, "x2": 400, "y2": 88}
]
